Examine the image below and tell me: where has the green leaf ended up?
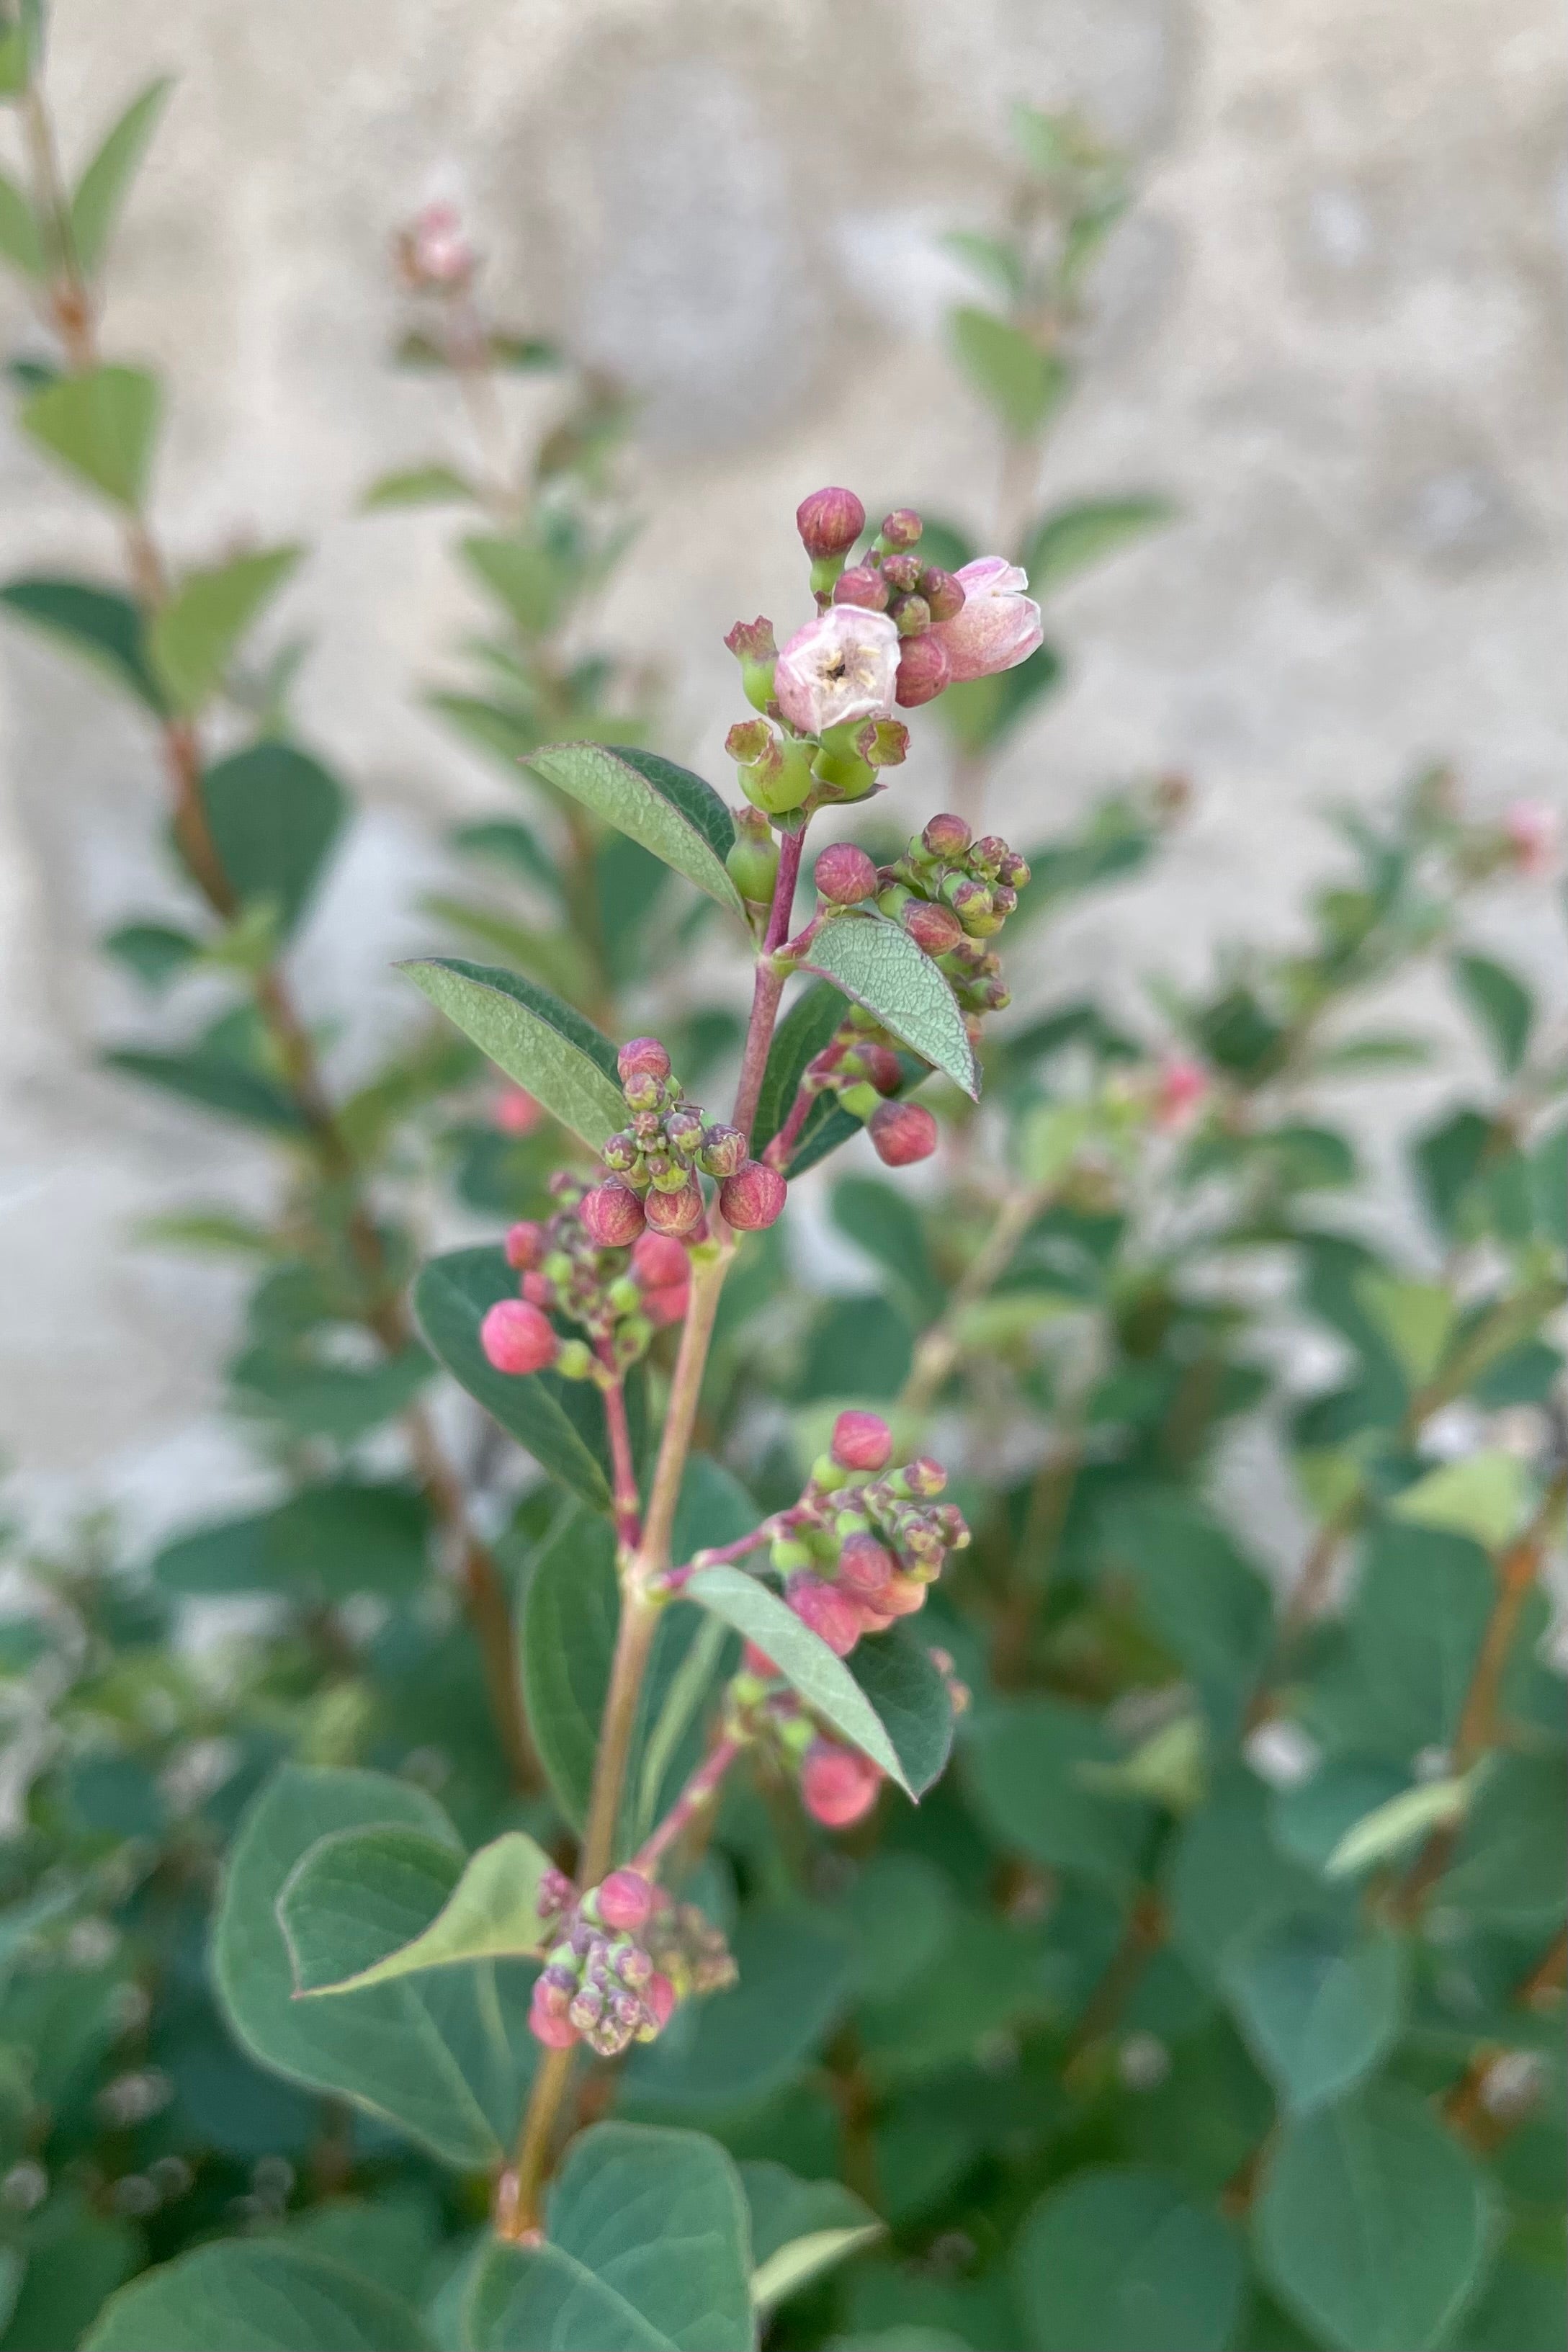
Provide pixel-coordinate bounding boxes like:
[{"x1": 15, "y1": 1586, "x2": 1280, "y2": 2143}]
[
  {"x1": 457, "y1": 2123, "x2": 755, "y2": 2352},
  {"x1": 1222, "y1": 1909, "x2": 1405, "y2": 2114},
  {"x1": 1168, "y1": 1769, "x2": 1328, "y2": 1979},
  {"x1": 360, "y1": 462, "x2": 478, "y2": 510},
  {"x1": 149, "y1": 545, "x2": 302, "y2": 713},
  {"x1": 105, "y1": 1043, "x2": 309, "y2": 1132},
  {"x1": 624, "y1": 1908, "x2": 851, "y2": 2114},
  {"x1": 1354, "y1": 1272, "x2": 1456, "y2": 1386},
  {"x1": 68, "y1": 76, "x2": 173, "y2": 277},
  {"x1": 212, "y1": 1765, "x2": 529, "y2": 2168},
  {"x1": 0, "y1": 575, "x2": 166, "y2": 707},
  {"x1": 1453, "y1": 952, "x2": 1533, "y2": 1076},
  {"x1": 154, "y1": 1482, "x2": 429, "y2": 1600},
  {"x1": 753, "y1": 978, "x2": 850, "y2": 1153},
  {"x1": 950, "y1": 306, "x2": 1067, "y2": 439},
  {"x1": 1390, "y1": 1452, "x2": 1529, "y2": 1550},
  {"x1": 1255, "y1": 2083, "x2": 1490, "y2": 2351},
  {"x1": 799, "y1": 914, "x2": 978, "y2": 1099},
  {"x1": 1323, "y1": 1775, "x2": 1469, "y2": 1878},
  {"x1": 833, "y1": 1176, "x2": 943, "y2": 1319},
  {"x1": 202, "y1": 739, "x2": 348, "y2": 936},
  {"x1": 83, "y1": 2241, "x2": 431, "y2": 2351},
  {"x1": 521, "y1": 1506, "x2": 620, "y2": 1825},
  {"x1": 460, "y1": 531, "x2": 570, "y2": 635},
  {"x1": 964, "y1": 1696, "x2": 1151, "y2": 1891},
  {"x1": 1100, "y1": 1498, "x2": 1273, "y2": 1732},
  {"x1": 847, "y1": 1624, "x2": 954, "y2": 1797},
  {"x1": 1012, "y1": 2166, "x2": 1245, "y2": 2352},
  {"x1": 1441, "y1": 1753, "x2": 1567, "y2": 1926},
  {"x1": 740, "y1": 2162, "x2": 880, "y2": 2312},
  {"x1": 103, "y1": 918, "x2": 199, "y2": 989},
  {"x1": 0, "y1": 163, "x2": 42, "y2": 276},
  {"x1": 1310, "y1": 1522, "x2": 1495, "y2": 1764},
  {"x1": 1021, "y1": 496, "x2": 1175, "y2": 593},
  {"x1": 21, "y1": 364, "x2": 159, "y2": 507},
  {"x1": 413, "y1": 1246, "x2": 612, "y2": 1509},
  {"x1": 281, "y1": 1824, "x2": 555, "y2": 1993},
  {"x1": 685, "y1": 1566, "x2": 910, "y2": 1794},
  {"x1": 527, "y1": 742, "x2": 743, "y2": 921},
  {"x1": 398, "y1": 956, "x2": 624, "y2": 1150}
]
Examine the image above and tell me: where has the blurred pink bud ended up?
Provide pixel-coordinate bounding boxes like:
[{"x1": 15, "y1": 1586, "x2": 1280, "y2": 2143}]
[
  {"x1": 720, "y1": 1159, "x2": 787, "y2": 1230},
  {"x1": 880, "y1": 1571, "x2": 928, "y2": 1617},
  {"x1": 815, "y1": 842, "x2": 879, "y2": 905},
  {"x1": 869, "y1": 1099, "x2": 938, "y2": 1166},
  {"x1": 618, "y1": 1037, "x2": 671, "y2": 1086},
  {"x1": 645, "y1": 1972, "x2": 677, "y2": 2031},
  {"x1": 838, "y1": 1532, "x2": 895, "y2": 1597},
  {"x1": 630, "y1": 1232, "x2": 689, "y2": 1289},
  {"x1": 832, "y1": 1410, "x2": 892, "y2": 1471},
  {"x1": 529, "y1": 1979, "x2": 579, "y2": 2048},
  {"x1": 796, "y1": 486, "x2": 866, "y2": 560},
  {"x1": 504, "y1": 1220, "x2": 546, "y2": 1271},
  {"x1": 856, "y1": 1045, "x2": 904, "y2": 1096},
  {"x1": 774, "y1": 607, "x2": 900, "y2": 735},
  {"x1": 1503, "y1": 799, "x2": 1559, "y2": 877},
  {"x1": 894, "y1": 633, "x2": 951, "y2": 707},
  {"x1": 408, "y1": 199, "x2": 475, "y2": 287},
  {"x1": 581, "y1": 1179, "x2": 646, "y2": 1247},
  {"x1": 901, "y1": 898, "x2": 964, "y2": 956},
  {"x1": 645, "y1": 1177, "x2": 705, "y2": 1235},
  {"x1": 1154, "y1": 1055, "x2": 1210, "y2": 1132},
  {"x1": 787, "y1": 1573, "x2": 865, "y2": 1657},
  {"x1": 493, "y1": 1086, "x2": 543, "y2": 1137},
  {"x1": 597, "y1": 1869, "x2": 654, "y2": 1933},
  {"x1": 642, "y1": 1282, "x2": 689, "y2": 1329},
  {"x1": 480, "y1": 1299, "x2": 559, "y2": 1376},
  {"x1": 800, "y1": 1739, "x2": 882, "y2": 1827},
  {"x1": 930, "y1": 558, "x2": 1044, "y2": 682},
  {"x1": 833, "y1": 564, "x2": 891, "y2": 613},
  {"x1": 521, "y1": 1270, "x2": 552, "y2": 1307}
]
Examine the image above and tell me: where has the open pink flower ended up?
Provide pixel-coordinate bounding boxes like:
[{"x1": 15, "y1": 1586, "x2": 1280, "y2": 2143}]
[
  {"x1": 929, "y1": 558, "x2": 1043, "y2": 683},
  {"x1": 774, "y1": 607, "x2": 900, "y2": 736}
]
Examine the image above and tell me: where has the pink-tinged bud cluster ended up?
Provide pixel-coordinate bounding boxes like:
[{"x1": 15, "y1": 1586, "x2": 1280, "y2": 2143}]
[
  {"x1": 801, "y1": 1739, "x2": 882, "y2": 1827},
  {"x1": 872, "y1": 815, "x2": 1030, "y2": 1021},
  {"x1": 1502, "y1": 798, "x2": 1559, "y2": 878},
  {"x1": 488, "y1": 1169, "x2": 691, "y2": 1384},
  {"x1": 1152, "y1": 1055, "x2": 1211, "y2": 1133},
  {"x1": 748, "y1": 1441, "x2": 969, "y2": 1658},
  {"x1": 763, "y1": 1005, "x2": 920, "y2": 1171},
  {"x1": 492, "y1": 1085, "x2": 545, "y2": 1137},
  {"x1": 593, "y1": 1035, "x2": 788, "y2": 1240},
  {"x1": 528, "y1": 1870, "x2": 733, "y2": 2060},
  {"x1": 397, "y1": 198, "x2": 476, "y2": 290}
]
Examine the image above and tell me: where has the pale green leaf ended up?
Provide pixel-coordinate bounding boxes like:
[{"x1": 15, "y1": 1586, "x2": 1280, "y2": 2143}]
[
  {"x1": 69, "y1": 76, "x2": 173, "y2": 277},
  {"x1": 1354, "y1": 1272, "x2": 1456, "y2": 1386},
  {"x1": 83, "y1": 2240, "x2": 430, "y2": 2351},
  {"x1": 740, "y1": 2162, "x2": 880, "y2": 2312},
  {"x1": 1021, "y1": 496, "x2": 1175, "y2": 594},
  {"x1": 800, "y1": 913, "x2": 979, "y2": 1100},
  {"x1": 1390, "y1": 1452, "x2": 1530, "y2": 1550},
  {"x1": 282, "y1": 1825, "x2": 555, "y2": 1994},
  {"x1": 0, "y1": 574, "x2": 166, "y2": 707},
  {"x1": 0, "y1": 163, "x2": 43, "y2": 277},
  {"x1": 1453, "y1": 952, "x2": 1534, "y2": 1076},
  {"x1": 950, "y1": 306, "x2": 1067, "y2": 439},
  {"x1": 528, "y1": 741, "x2": 743, "y2": 921},
  {"x1": 360, "y1": 462, "x2": 478, "y2": 511},
  {"x1": 149, "y1": 544, "x2": 302, "y2": 713},
  {"x1": 21, "y1": 365, "x2": 160, "y2": 508},
  {"x1": 1013, "y1": 2166, "x2": 1245, "y2": 2351},
  {"x1": 1324, "y1": 1774, "x2": 1470, "y2": 1878},
  {"x1": 399, "y1": 955, "x2": 624, "y2": 1150}
]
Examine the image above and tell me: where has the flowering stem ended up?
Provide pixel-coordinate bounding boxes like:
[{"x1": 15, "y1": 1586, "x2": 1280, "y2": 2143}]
[
  {"x1": 732, "y1": 826, "x2": 805, "y2": 1143},
  {"x1": 599, "y1": 1372, "x2": 642, "y2": 1550},
  {"x1": 632, "y1": 1732, "x2": 743, "y2": 1877}
]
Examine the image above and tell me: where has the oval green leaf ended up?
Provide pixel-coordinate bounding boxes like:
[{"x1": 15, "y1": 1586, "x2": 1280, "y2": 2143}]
[
  {"x1": 1013, "y1": 2165, "x2": 1244, "y2": 2352},
  {"x1": 527, "y1": 742, "x2": 743, "y2": 921},
  {"x1": 282, "y1": 1824, "x2": 555, "y2": 1994},
  {"x1": 151, "y1": 545, "x2": 303, "y2": 715},
  {"x1": 1221, "y1": 1909, "x2": 1406, "y2": 2114},
  {"x1": 847, "y1": 1622, "x2": 954, "y2": 1797},
  {"x1": 799, "y1": 914, "x2": 979, "y2": 1099},
  {"x1": 84, "y1": 2241, "x2": 430, "y2": 2352},
  {"x1": 398, "y1": 955, "x2": 624, "y2": 1150}
]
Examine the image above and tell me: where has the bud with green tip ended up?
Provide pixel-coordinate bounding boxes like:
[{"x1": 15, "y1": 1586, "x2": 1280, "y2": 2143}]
[
  {"x1": 724, "y1": 615, "x2": 779, "y2": 712},
  {"x1": 727, "y1": 805, "x2": 780, "y2": 904}
]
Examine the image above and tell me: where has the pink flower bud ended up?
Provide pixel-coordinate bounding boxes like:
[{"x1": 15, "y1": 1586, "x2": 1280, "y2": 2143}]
[
  {"x1": 860, "y1": 1045, "x2": 905, "y2": 1096},
  {"x1": 596, "y1": 1869, "x2": 654, "y2": 1933},
  {"x1": 480, "y1": 1299, "x2": 560, "y2": 1376},
  {"x1": 529, "y1": 1977, "x2": 580, "y2": 2048},
  {"x1": 582, "y1": 1179, "x2": 647, "y2": 1247},
  {"x1": 920, "y1": 568, "x2": 967, "y2": 624},
  {"x1": 699, "y1": 1123, "x2": 748, "y2": 1179},
  {"x1": 493, "y1": 1086, "x2": 544, "y2": 1137},
  {"x1": 800, "y1": 1739, "x2": 882, "y2": 1828},
  {"x1": 833, "y1": 565, "x2": 891, "y2": 613},
  {"x1": 838, "y1": 1532, "x2": 895, "y2": 1597},
  {"x1": 774, "y1": 607, "x2": 900, "y2": 736},
  {"x1": 879, "y1": 1570, "x2": 928, "y2": 1617},
  {"x1": 922, "y1": 812, "x2": 972, "y2": 859},
  {"x1": 796, "y1": 486, "x2": 866, "y2": 561},
  {"x1": 895, "y1": 634, "x2": 951, "y2": 707},
  {"x1": 882, "y1": 553, "x2": 922, "y2": 596},
  {"x1": 815, "y1": 842, "x2": 879, "y2": 906},
  {"x1": 630, "y1": 1231, "x2": 689, "y2": 1289},
  {"x1": 901, "y1": 898, "x2": 964, "y2": 957},
  {"x1": 742, "y1": 1641, "x2": 780, "y2": 1678},
  {"x1": 1503, "y1": 798, "x2": 1559, "y2": 877},
  {"x1": 645, "y1": 1177, "x2": 705, "y2": 1235},
  {"x1": 618, "y1": 1037, "x2": 671, "y2": 1087},
  {"x1": 642, "y1": 1283, "x2": 689, "y2": 1329},
  {"x1": 869, "y1": 1099, "x2": 938, "y2": 1167},
  {"x1": 879, "y1": 509, "x2": 923, "y2": 550},
  {"x1": 645, "y1": 1972, "x2": 677, "y2": 2031},
  {"x1": 521, "y1": 1270, "x2": 552, "y2": 1308},
  {"x1": 504, "y1": 1220, "x2": 546, "y2": 1271},
  {"x1": 787, "y1": 1573, "x2": 865, "y2": 1657},
  {"x1": 929, "y1": 557, "x2": 1044, "y2": 683},
  {"x1": 724, "y1": 617, "x2": 778, "y2": 665},
  {"x1": 890, "y1": 593, "x2": 932, "y2": 638},
  {"x1": 1154, "y1": 1055, "x2": 1209, "y2": 1133},
  {"x1": 720, "y1": 1160, "x2": 787, "y2": 1230},
  {"x1": 902, "y1": 1456, "x2": 947, "y2": 1497},
  {"x1": 405, "y1": 199, "x2": 475, "y2": 288},
  {"x1": 831, "y1": 1410, "x2": 892, "y2": 1471}
]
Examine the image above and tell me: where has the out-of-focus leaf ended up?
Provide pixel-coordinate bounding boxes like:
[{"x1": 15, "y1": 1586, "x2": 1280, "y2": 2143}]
[
  {"x1": 950, "y1": 306, "x2": 1067, "y2": 439},
  {"x1": 1452, "y1": 952, "x2": 1533, "y2": 1075},
  {"x1": 0, "y1": 575, "x2": 166, "y2": 707},
  {"x1": 84, "y1": 2240, "x2": 430, "y2": 2351},
  {"x1": 1013, "y1": 2167, "x2": 1244, "y2": 2352},
  {"x1": 1020, "y1": 496, "x2": 1175, "y2": 594},
  {"x1": 150, "y1": 545, "x2": 302, "y2": 713},
  {"x1": 21, "y1": 364, "x2": 159, "y2": 507},
  {"x1": 68, "y1": 76, "x2": 173, "y2": 277},
  {"x1": 202, "y1": 739, "x2": 347, "y2": 936},
  {"x1": 359, "y1": 462, "x2": 478, "y2": 511}
]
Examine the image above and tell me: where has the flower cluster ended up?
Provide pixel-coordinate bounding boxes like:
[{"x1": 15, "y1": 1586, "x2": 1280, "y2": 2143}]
[
  {"x1": 872, "y1": 813, "x2": 1030, "y2": 1016},
  {"x1": 479, "y1": 1171, "x2": 691, "y2": 1382},
  {"x1": 527, "y1": 1868, "x2": 736, "y2": 2057},
  {"x1": 584, "y1": 1038, "x2": 786, "y2": 1240},
  {"x1": 722, "y1": 489, "x2": 1041, "y2": 813}
]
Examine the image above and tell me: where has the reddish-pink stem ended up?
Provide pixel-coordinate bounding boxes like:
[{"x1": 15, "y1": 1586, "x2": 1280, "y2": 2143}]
[
  {"x1": 633, "y1": 1734, "x2": 743, "y2": 1876},
  {"x1": 764, "y1": 1079, "x2": 818, "y2": 1171},
  {"x1": 732, "y1": 827, "x2": 805, "y2": 1145},
  {"x1": 600, "y1": 1372, "x2": 642, "y2": 1548}
]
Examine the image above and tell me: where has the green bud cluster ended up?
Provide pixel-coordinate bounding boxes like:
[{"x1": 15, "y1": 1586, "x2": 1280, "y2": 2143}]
[
  {"x1": 507, "y1": 1172, "x2": 686, "y2": 1378},
  {"x1": 875, "y1": 813, "x2": 1030, "y2": 1016}
]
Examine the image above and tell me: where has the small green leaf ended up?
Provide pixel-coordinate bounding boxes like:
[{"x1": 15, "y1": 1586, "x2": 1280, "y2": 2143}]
[
  {"x1": 360, "y1": 462, "x2": 478, "y2": 511},
  {"x1": 1324, "y1": 1776, "x2": 1470, "y2": 1879},
  {"x1": 964, "y1": 1697, "x2": 1151, "y2": 1892},
  {"x1": 83, "y1": 2240, "x2": 431, "y2": 2351},
  {"x1": 847, "y1": 1624, "x2": 954, "y2": 1797},
  {"x1": 202, "y1": 739, "x2": 347, "y2": 936},
  {"x1": 1453, "y1": 952, "x2": 1533, "y2": 1075},
  {"x1": 528, "y1": 742, "x2": 743, "y2": 921},
  {"x1": 460, "y1": 530, "x2": 569, "y2": 634},
  {"x1": 799, "y1": 913, "x2": 978, "y2": 1099},
  {"x1": 1255, "y1": 2082, "x2": 1490, "y2": 2351},
  {"x1": 69, "y1": 76, "x2": 173, "y2": 277},
  {"x1": 460, "y1": 2123, "x2": 755, "y2": 2352},
  {"x1": 950, "y1": 306, "x2": 1068, "y2": 439},
  {"x1": 1390, "y1": 1452, "x2": 1530, "y2": 1550},
  {"x1": 21, "y1": 364, "x2": 160, "y2": 508},
  {"x1": 414, "y1": 1246, "x2": 613, "y2": 1509},
  {"x1": 149, "y1": 545, "x2": 302, "y2": 712},
  {"x1": 740, "y1": 2162, "x2": 880, "y2": 2312},
  {"x1": 685, "y1": 1567, "x2": 910, "y2": 1794},
  {"x1": 105, "y1": 1043, "x2": 309, "y2": 1132},
  {"x1": 103, "y1": 919, "x2": 199, "y2": 990},
  {"x1": 1013, "y1": 2166, "x2": 1245, "y2": 2352},
  {"x1": 1353, "y1": 1272, "x2": 1456, "y2": 1386},
  {"x1": 1021, "y1": 496, "x2": 1175, "y2": 594},
  {"x1": 1222, "y1": 1910, "x2": 1405, "y2": 2113},
  {"x1": 153, "y1": 1483, "x2": 429, "y2": 1600},
  {"x1": 0, "y1": 163, "x2": 43, "y2": 276},
  {"x1": 282, "y1": 1824, "x2": 555, "y2": 1993},
  {"x1": 398, "y1": 956, "x2": 624, "y2": 1150},
  {"x1": 0, "y1": 574, "x2": 166, "y2": 707}
]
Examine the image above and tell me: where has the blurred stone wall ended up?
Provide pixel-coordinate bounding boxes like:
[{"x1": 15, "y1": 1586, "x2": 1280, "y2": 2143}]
[{"x1": 1, "y1": 0, "x2": 1564, "y2": 1537}]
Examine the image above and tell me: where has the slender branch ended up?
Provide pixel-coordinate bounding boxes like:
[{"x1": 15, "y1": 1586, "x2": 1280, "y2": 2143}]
[
  {"x1": 600, "y1": 1374, "x2": 642, "y2": 1550},
  {"x1": 632, "y1": 1732, "x2": 743, "y2": 1877},
  {"x1": 732, "y1": 826, "x2": 804, "y2": 1145},
  {"x1": 900, "y1": 1178, "x2": 1051, "y2": 1417},
  {"x1": 763, "y1": 1074, "x2": 817, "y2": 1172},
  {"x1": 1242, "y1": 1493, "x2": 1363, "y2": 1733}
]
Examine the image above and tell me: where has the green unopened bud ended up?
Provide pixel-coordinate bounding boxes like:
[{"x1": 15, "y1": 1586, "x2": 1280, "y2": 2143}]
[
  {"x1": 607, "y1": 1276, "x2": 641, "y2": 1315},
  {"x1": 771, "y1": 1537, "x2": 813, "y2": 1574},
  {"x1": 614, "y1": 1315, "x2": 653, "y2": 1361},
  {"x1": 811, "y1": 1451, "x2": 850, "y2": 1490},
  {"x1": 877, "y1": 882, "x2": 913, "y2": 920},
  {"x1": 839, "y1": 1079, "x2": 879, "y2": 1121},
  {"x1": 726, "y1": 807, "x2": 780, "y2": 904},
  {"x1": 542, "y1": 1251, "x2": 573, "y2": 1285},
  {"x1": 556, "y1": 1339, "x2": 593, "y2": 1380},
  {"x1": 725, "y1": 617, "x2": 779, "y2": 712},
  {"x1": 890, "y1": 592, "x2": 931, "y2": 637},
  {"x1": 742, "y1": 733, "x2": 815, "y2": 815}
]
